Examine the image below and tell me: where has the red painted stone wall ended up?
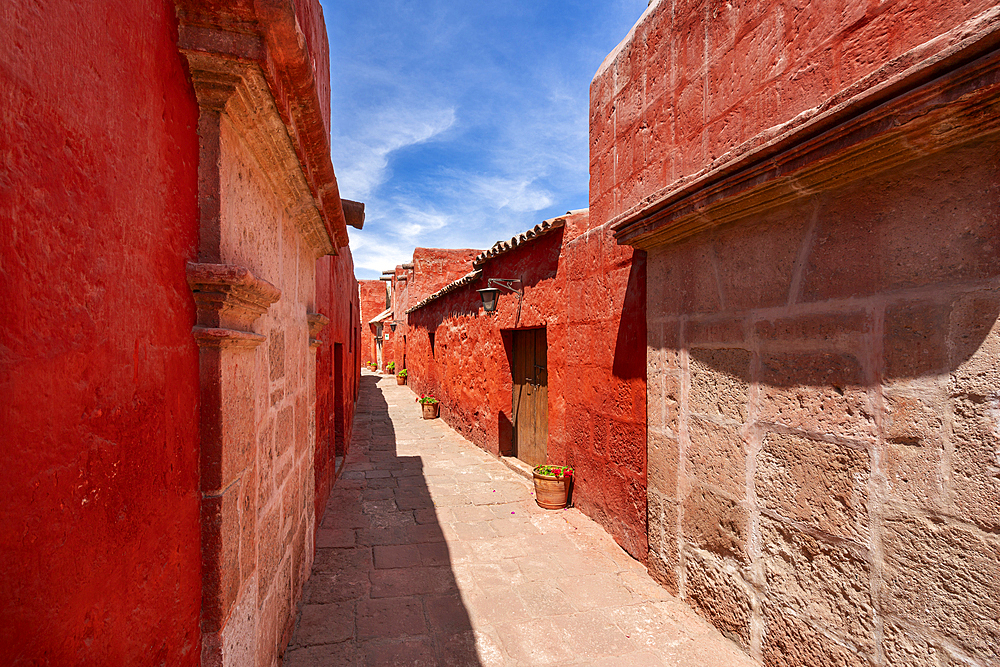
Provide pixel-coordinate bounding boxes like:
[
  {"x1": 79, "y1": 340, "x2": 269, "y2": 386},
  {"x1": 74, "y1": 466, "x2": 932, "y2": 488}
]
[
  {"x1": 359, "y1": 279, "x2": 388, "y2": 369},
  {"x1": 0, "y1": 1, "x2": 203, "y2": 663},
  {"x1": 590, "y1": 0, "x2": 998, "y2": 228},
  {"x1": 409, "y1": 248, "x2": 482, "y2": 304},
  {"x1": 597, "y1": 2, "x2": 1000, "y2": 664},
  {"x1": 314, "y1": 250, "x2": 360, "y2": 538},
  {"x1": 406, "y1": 214, "x2": 649, "y2": 559},
  {"x1": 386, "y1": 248, "x2": 480, "y2": 379}
]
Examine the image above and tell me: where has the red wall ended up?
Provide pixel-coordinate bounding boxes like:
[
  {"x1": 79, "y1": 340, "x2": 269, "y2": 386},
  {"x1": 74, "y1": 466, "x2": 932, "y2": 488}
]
[
  {"x1": 0, "y1": 1, "x2": 202, "y2": 663},
  {"x1": 407, "y1": 214, "x2": 649, "y2": 560},
  {"x1": 358, "y1": 280, "x2": 387, "y2": 368},
  {"x1": 386, "y1": 248, "x2": 481, "y2": 377},
  {"x1": 408, "y1": 248, "x2": 482, "y2": 304},
  {"x1": 314, "y1": 251, "x2": 361, "y2": 530},
  {"x1": 590, "y1": 0, "x2": 999, "y2": 229}
]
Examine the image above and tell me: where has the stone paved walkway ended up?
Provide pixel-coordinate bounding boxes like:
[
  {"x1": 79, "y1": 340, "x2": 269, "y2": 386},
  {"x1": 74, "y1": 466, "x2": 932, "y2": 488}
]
[{"x1": 284, "y1": 371, "x2": 755, "y2": 666}]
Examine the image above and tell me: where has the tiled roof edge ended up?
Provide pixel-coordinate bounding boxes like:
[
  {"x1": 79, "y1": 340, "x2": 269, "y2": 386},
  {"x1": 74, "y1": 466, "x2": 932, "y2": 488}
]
[
  {"x1": 406, "y1": 270, "x2": 482, "y2": 314},
  {"x1": 471, "y1": 217, "x2": 566, "y2": 269}
]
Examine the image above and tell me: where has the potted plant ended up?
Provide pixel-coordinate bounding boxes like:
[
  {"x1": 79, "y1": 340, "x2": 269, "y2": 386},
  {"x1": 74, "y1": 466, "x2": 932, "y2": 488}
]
[
  {"x1": 416, "y1": 394, "x2": 439, "y2": 419},
  {"x1": 532, "y1": 465, "x2": 573, "y2": 509},
  {"x1": 397, "y1": 368, "x2": 408, "y2": 385},
  {"x1": 387, "y1": 361, "x2": 396, "y2": 374}
]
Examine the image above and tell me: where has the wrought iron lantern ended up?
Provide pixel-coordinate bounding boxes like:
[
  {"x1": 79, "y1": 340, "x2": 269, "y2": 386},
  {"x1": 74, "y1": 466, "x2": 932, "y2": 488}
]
[{"x1": 477, "y1": 278, "x2": 522, "y2": 314}]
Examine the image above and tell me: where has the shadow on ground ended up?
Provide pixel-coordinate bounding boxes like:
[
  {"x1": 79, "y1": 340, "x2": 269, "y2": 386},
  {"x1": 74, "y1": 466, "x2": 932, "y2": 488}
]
[{"x1": 284, "y1": 373, "x2": 481, "y2": 666}]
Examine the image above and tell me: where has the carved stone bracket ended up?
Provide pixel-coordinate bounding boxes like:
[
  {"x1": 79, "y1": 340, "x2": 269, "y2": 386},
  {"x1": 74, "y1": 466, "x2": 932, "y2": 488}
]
[
  {"x1": 307, "y1": 312, "x2": 330, "y2": 349},
  {"x1": 187, "y1": 262, "x2": 281, "y2": 341}
]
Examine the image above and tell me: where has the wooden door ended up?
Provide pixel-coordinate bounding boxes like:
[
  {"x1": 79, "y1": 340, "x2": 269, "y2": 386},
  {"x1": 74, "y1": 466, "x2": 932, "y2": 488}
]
[{"x1": 512, "y1": 328, "x2": 548, "y2": 466}]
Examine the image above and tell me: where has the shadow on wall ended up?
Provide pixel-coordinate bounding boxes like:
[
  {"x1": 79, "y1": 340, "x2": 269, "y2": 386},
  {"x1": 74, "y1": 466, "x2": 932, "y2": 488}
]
[
  {"x1": 284, "y1": 374, "x2": 481, "y2": 666},
  {"x1": 409, "y1": 292, "x2": 482, "y2": 333},
  {"x1": 498, "y1": 411, "x2": 514, "y2": 457},
  {"x1": 612, "y1": 250, "x2": 647, "y2": 380}
]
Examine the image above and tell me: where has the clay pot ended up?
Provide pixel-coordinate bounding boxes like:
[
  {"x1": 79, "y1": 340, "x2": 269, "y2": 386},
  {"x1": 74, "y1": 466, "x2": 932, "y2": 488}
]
[
  {"x1": 421, "y1": 402, "x2": 438, "y2": 419},
  {"x1": 396, "y1": 375, "x2": 406, "y2": 385},
  {"x1": 532, "y1": 469, "x2": 571, "y2": 509}
]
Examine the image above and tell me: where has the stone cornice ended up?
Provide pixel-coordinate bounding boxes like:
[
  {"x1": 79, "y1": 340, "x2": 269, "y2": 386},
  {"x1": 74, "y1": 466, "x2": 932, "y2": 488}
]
[
  {"x1": 180, "y1": 46, "x2": 338, "y2": 257},
  {"x1": 174, "y1": 1, "x2": 350, "y2": 252},
  {"x1": 612, "y1": 9, "x2": 1000, "y2": 249},
  {"x1": 307, "y1": 312, "x2": 329, "y2": 348},
  {"x1": 192, "y1": 327, "x2": 267, "y2": 349},
  {"x1": 187, "y1": 262, "x2": 281, "y2": 332}
]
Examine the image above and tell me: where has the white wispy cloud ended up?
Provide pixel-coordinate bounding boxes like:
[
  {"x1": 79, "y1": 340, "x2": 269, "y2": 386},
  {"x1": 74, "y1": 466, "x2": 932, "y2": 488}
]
[
  {"x1": 322, "y1": 0, "x2": 649, "y2": 279},
  {"x1": 332, "y1": 104, "x2": 457, "y2": 201}
]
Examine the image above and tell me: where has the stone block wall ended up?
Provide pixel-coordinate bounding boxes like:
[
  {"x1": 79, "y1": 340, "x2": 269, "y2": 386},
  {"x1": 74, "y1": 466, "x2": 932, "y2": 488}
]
[
  {"x1": 643, "y1": 139, "x2": 1000, "y2": 665},
  {"x1": 589, "y1": 0, "x2": 998, "y2": 230},
  {"x1": 315, "y1": 252, "x2": 361, "y2": 523},
  {"x1": 596, "y1": 1, "x2": 1000, "y2": 664},
  {"x1": 406, "y1": 212, "x2": 650, "y2": 560}
]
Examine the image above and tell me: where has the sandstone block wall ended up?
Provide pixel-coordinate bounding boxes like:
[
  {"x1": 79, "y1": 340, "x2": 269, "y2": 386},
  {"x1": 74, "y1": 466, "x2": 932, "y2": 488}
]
[
  {"x1": 644, "y1": 139, "x2": 1000, "y2": 666},
  {"x1": 214, "y1": 119, "x2": 323, "y2": 665},
  {"x1": 590, "y1": 0, "x2": 998, "y2": 229},
  {"x1": 406, "y1": 213, "x2": 650, "y2": 560},
  {"x1": 596, "y1": 1, "x2": 1000, "y2": 664}
]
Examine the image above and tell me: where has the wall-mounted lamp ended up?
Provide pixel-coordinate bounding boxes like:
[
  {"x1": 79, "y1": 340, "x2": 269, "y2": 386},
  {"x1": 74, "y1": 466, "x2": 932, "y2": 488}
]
[
  {"x1": 389, "y1": 321, "x2": 397, "y2": 332},
  {"x1": 477, "y1": 278, "x2": 522, "y2": 313}
]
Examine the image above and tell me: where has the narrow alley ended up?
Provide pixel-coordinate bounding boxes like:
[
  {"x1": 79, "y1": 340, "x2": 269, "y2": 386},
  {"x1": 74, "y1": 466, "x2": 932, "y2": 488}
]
[{"x1": 284, "y1": 371, "x2": 754, "y2": 666}]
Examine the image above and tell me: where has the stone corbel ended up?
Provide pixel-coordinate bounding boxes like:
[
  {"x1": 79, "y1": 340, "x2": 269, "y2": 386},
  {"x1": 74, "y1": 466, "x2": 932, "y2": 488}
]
[
  {"x1": 187, "y1": 262, "x2": 281, "y2": 347},
  {"x1": 307, "y1": 312, "x2": 330, "y2": 349}
]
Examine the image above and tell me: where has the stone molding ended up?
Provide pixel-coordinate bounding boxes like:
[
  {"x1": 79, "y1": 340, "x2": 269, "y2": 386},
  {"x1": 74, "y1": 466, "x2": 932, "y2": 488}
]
[
  {"x1": 187, "y1": 262, "x2": 281, "y2": 332},
  {"x1": 174, "y1": 0, "x2": 349, "y2": 250},
  {"x1": 307, "y1": 312, "x2": 330, "y2": 349},
  {"x1": 611, "y1": 9, "x2": 1000, "y2": 249},
  {"x1": 180, "y1": 46, "x2": 337, "y2": 258},
  {"x1": 192, "y1": 327, "x2": 267, "y2": 349}
]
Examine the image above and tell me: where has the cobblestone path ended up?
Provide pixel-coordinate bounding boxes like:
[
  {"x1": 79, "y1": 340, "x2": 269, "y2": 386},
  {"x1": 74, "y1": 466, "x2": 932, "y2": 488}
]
[{"x1": 284, "y1": 371, "x2": 755, "y2": 666}]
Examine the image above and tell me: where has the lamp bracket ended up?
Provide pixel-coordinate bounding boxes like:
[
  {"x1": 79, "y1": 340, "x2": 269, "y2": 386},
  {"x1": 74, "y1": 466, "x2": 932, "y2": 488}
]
[{"x1": 487, "y1": 278, "x2": 523, "y2": 298}]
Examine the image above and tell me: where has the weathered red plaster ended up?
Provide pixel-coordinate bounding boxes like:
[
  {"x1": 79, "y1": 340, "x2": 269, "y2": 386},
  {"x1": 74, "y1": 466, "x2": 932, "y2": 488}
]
[
  {"x1": 590, "y1": 0, "x2": 1000, "y2": 229},
  {"x1": 358, "y1": 280, "x2": 389, "y2": 369},
  {"x1": 384, "y1": 248, "x2": 480, "y2": 376},
  {"x1": 0, "y1": 1, "x2": 202, "y2": 663},
  {"x1": 314, "y1": 251, "x2": 361, "y2": 521},
  {"x1": 406, "y1": 215, "x2": 649, "y2": 560},
  {"x1": 1, "y1": 1, "x2": 359, "y2": 664}
]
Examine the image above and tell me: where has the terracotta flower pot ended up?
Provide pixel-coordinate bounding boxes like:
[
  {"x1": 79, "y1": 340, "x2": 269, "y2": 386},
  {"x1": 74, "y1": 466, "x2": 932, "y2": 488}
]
[
  {"x1": 397, "y1": 375, "x2": 406, "y2": 385},
  {"x1": 421, "y1": 402, "x2": 438, "y2": 419},
  {"x1": 532, "y1": 468, "x2": 572, "y2": 509}
]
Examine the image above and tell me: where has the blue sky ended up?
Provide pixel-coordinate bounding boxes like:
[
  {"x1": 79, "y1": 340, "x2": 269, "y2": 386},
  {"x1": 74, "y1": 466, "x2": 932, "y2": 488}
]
[{"x1": 319, "y1": 0, "x2": 649, "y2": 280}]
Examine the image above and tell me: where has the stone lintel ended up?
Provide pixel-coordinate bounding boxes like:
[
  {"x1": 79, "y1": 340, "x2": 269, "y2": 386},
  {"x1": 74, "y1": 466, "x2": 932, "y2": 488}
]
[
  {"x1": 612, "y1": 11, "x2": 1000, "y2": 249},
  {"x1": 187, "y1": 262, "x2": 281, "y2": 330}
]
